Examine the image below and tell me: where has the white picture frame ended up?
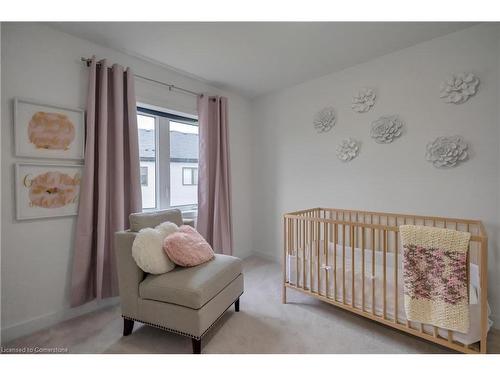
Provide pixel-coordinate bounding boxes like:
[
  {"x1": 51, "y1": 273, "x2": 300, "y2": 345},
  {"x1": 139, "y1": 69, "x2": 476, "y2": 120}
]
[
  {"x1": 15, "y1": 163, "x2": 83, "y2": 220},
  {"x1": 14, "y1": 97, "x2": 85, "y2": 160}
]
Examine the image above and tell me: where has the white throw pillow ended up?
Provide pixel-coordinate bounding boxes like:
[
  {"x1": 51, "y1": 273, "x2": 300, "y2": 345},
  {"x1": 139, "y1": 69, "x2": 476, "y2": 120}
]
[
  {"x1": 155, "y1": 221, "x2": 179, "y2": 239},
  {"x1": 132, "y1": 221, "x2": 179, "y2": 274}
]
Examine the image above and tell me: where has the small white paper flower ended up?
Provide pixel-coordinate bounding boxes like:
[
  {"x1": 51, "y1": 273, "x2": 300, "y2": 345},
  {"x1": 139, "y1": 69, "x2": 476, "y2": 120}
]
[
  {"x1": 370, "y1": 115, "x2": 404, "y2": 144},
  {"x1": 426, "y1": 136, "x2": 468, "y2": 168},
  {"x1": 313, "y1": 107, "x2": 336, "y2": 133},
  {"x1": 352, "y1": 88, "x2": 376, "y2": 113},
  {"x1": 336, "y1": 138, "x2": 360, "y2": 162},
  {"x1": 440, "y1": 73, "x2": 479, "y2": 104}
]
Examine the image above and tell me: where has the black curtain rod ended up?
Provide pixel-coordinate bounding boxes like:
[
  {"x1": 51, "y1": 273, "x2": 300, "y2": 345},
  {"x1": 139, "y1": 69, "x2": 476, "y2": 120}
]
[{"x1": 80, "y1": 57, "x2": 203, "y2": 97}]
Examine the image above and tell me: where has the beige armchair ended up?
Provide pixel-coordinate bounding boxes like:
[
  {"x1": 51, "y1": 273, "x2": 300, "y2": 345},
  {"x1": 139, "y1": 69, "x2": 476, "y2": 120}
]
[{"x1": 114, "y1": 209, "x2": 244, "y2": 353}]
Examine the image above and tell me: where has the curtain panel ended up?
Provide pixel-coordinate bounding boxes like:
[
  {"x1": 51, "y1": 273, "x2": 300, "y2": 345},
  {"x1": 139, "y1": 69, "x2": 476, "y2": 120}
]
[
  {"x1": 196, "y1": 95, "x2": 233, "y2": 255},
  {"x1": 70, "y1": 58, "x2": 142, "y2": 307}
]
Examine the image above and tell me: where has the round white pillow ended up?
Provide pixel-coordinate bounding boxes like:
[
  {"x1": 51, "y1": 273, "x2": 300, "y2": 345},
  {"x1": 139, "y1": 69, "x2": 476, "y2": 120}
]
[
  {"x1": 155, "y1": 221, "x2": 179, "y2": 239},
  {"x1": 132, "y1": 222, "x2": 178, "y2": 274}
]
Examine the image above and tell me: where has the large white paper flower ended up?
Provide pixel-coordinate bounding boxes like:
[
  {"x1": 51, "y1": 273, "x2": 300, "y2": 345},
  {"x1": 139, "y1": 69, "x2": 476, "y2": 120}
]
[
  {"x1": 336, "y1": 138, "x2": 360, "y2": 162},
  {"x1": 426, "y1": 136, "x2": 468, "y2": 168},
  {"x1": 439, "y1": 73, "x2": 479, "y2": 104},
  {"x1": 370, "y1": 115, "x2": 403, "y2": 144},
  {"x1": 352, "y1": 88, "x2": 376, "y2": 113},
  {"x1": 313, "y1": 107, "x2": 336, "y2": 133}
]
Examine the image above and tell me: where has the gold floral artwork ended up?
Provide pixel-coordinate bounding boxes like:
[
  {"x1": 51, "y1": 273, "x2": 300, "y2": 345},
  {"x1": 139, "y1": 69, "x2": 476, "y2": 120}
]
[
  {"x1": 28, "y1": 112, "x2": 76, "y2": 150},
  {"x1": 24, "y1": 171, "x2": 80, "y2": 209}
]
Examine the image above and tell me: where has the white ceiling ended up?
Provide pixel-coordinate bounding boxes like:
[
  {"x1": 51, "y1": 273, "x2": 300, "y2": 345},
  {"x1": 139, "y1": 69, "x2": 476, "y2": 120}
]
[{"x1": 50, "y1": 22, "x2": 477, "y2": 98}]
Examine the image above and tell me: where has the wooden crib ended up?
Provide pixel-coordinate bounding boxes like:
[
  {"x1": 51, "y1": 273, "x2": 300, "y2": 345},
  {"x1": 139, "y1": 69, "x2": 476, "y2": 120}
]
[{"x1": 282, "y1": 208, "x2": 489, "y2": 354}]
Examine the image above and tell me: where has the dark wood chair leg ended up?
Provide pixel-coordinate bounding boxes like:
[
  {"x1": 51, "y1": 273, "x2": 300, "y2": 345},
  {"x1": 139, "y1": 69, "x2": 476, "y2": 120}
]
[
  {"x1": 123, "y1": 318, "x2": 134, "y2": 336},
  {"x1": 235, "y1": 298, "x2": 240, "y2": 312},
  {"x1": 192, "y1": 338, "x2": 201, "y2": 354}
]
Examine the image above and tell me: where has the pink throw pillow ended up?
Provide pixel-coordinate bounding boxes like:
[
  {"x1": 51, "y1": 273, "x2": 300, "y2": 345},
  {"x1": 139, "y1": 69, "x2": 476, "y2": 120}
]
[{"x1": 163, "y1": 225, "x2": 215, "y2": 267}]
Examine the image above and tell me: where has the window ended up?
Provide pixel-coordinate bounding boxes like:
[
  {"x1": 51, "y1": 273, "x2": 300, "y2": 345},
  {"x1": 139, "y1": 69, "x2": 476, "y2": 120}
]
[
  {"x1": 137, "y1": 107, "x2": 198, "y2": 211},
  {"x1": 182, "y1": 167, "x2": 198, "y2": 186}
]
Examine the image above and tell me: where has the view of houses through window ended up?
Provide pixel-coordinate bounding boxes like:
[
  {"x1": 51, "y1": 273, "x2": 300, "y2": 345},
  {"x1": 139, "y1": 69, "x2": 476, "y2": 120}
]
[{"x1": 137, "y1": 108, "x2": 198, "y2": 211}]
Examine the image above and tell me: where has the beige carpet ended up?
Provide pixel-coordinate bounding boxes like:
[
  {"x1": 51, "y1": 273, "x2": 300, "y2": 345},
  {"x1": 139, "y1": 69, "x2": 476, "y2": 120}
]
[{"x1": 4, "y1": 256, "x2": 499, "y2": 354}]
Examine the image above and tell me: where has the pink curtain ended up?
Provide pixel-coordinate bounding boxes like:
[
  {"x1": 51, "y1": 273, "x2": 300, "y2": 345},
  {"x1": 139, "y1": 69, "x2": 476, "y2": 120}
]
[
  {"x1": 70, "y1": 58, "x2": 142, "y2": 307},
  {"x1": 196, "y1": 95, "x2": 233, "y2": 255}
]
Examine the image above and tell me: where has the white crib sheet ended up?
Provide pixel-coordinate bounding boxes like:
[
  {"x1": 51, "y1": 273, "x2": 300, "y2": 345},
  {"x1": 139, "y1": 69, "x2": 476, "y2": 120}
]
[{"x1": 286, "y1": 243, "x2": 492, "y2": 346}]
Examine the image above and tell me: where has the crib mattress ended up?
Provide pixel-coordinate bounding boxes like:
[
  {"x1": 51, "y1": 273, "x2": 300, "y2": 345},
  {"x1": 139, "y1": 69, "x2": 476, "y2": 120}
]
[{"x1": 286, "y1": 243, "x2": 492, "y2": 346}]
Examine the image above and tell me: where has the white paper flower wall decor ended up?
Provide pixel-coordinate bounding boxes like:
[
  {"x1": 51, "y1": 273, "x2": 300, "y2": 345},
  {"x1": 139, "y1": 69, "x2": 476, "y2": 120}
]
[
  {"x1": 313, "y1": 107, "x2": 336, "y2": 133},
  {"x1": 439, "y1": 73, "x2": 479, "y2": 104},
  {"x1": 370, "y1": 115, "x2": 404, "y2": 144},
  {"x1": 426, "y1": 136, "x2": 468, "y2": 168},
  {"x1": 336, "y1": 138, "x2": 360, "y2": 162},
  {"x1": 352, "y1": 88, "x2": 376, "y2": 113}
]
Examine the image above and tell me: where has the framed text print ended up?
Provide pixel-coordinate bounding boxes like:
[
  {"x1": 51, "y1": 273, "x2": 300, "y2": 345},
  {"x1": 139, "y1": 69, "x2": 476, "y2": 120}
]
[
  {"x1": 15, "y1": 163, "x2": 83, "y2": 220},
  {"x1": 14, "y1": 98, "x2": 85, "y2": 160}
]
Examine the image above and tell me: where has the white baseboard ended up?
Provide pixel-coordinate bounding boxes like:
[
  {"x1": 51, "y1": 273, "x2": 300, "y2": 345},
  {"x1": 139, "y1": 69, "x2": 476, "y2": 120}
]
[
  {"x1": 252, "y1": 249, "x2": 280, "y2": 263},
  {"x1": 1, "y1": 297, "x2": 119, "y2": 344},
  {"x1": 234, "y1": 248, "x2": 254, "y2": 260}
]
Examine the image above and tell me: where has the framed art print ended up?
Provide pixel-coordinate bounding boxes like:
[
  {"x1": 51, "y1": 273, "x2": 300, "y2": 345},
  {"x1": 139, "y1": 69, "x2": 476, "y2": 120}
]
[
  {"x1": 15, "y1": 163, "x2": 83, "y2": 220},
  {"x1": 14, "y1": 98, "x2": 85, "y2": 160}
]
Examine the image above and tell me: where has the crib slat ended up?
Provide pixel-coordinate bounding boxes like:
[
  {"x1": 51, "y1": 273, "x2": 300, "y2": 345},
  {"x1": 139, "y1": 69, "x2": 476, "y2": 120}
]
[
  {"x1": 329, "y1": 211, "x2": 333, "y2": 239},
  {"x1": 361, "y1": 227, "x2": 365, "y2": 312},
  {"x1": 288, "y1": 218, "x2": 292, "y2": 256},
  {"x1": 383, "y1": 229, "x2": 387, "y2": 320},
  {"x1": 302, "y1": 219, "x2": 306, "y2": 290},
  {"x1": 286, "y1": 218, "x2": 289, "y2": 257},
  {"x1": 317, "y1": 221, "x2": 320, "y2": 295},
  {"x1": 324, "y1": 222, "x2": 329, "y2": 298},
  {"x1": 448, "y1": 330, "x2": 453, "y2": 343},
  {"x1": 286, "y1": 218, "x2": 289, "y2": 255},
  {"x1": 295, "y1": 219, "x2": 299, "y2": 287},
  {"x1": 283, "y1": 217, "x2": 286, "y2": 304},
  {"x1": 480, "y1": 236, "x2": 488, "y2": 353},
  {"x1": 371, "y1": 227, "x2": 376, "y2": 315},
  {"x1": 328, "y1": 211, "x2": 332, "y2": 238},
  {"x1": 333, "y1": 223, "x2": 338, "y2": 301},
  {"x1": 334, "y1": 223, "x2": 338, "y2": 301},
  {"x1": 310, "y1": 219, "x2": 313, "y2": 292},
  {"x1": 342, "y1": 224, "x2": 346, "y2": 304},
  {"x1": 378, "y1": 216, "x2": 382, "y2": 256},
  {"x1": 351, "y1": 225, "x2": 355, "y2": 308},
  {"x1": 394, "y1": 231, "x2": 398, "y2": 324}
]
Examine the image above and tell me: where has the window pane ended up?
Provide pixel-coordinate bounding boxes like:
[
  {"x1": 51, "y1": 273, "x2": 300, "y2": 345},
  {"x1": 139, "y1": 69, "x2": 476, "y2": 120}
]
[
  {"x1": 193, "y1": 168, "x2": 198, "y2": 185},
  {"x1": 182, "y1": 168, "x2": 192, "y2": 185},
  {"x1": 170, "y1": 121, "x2": 198, "y2": 207},
  {"x1": 138, "y1": 114, "x2": 156, "y2": 209}
]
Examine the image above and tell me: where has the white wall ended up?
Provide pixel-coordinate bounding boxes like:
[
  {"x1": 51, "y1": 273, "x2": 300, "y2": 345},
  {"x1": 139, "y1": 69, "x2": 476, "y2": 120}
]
[
  {"x1": 0, "y1": 22, "x2": 254, "y2": 342},
  {"x1": 251, "y1": 24, "x2": 500, "y2": 323}
]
